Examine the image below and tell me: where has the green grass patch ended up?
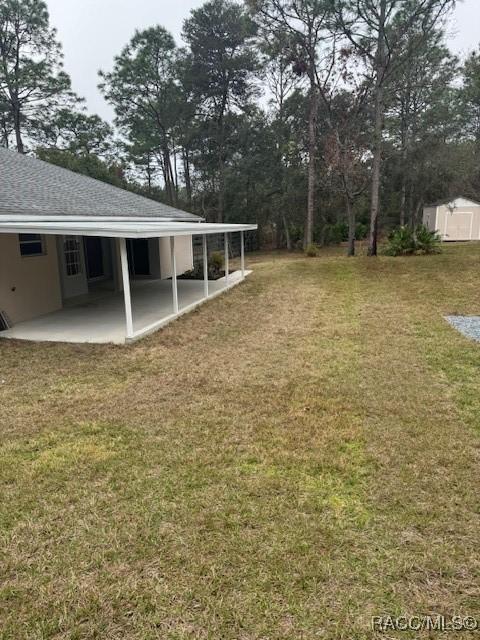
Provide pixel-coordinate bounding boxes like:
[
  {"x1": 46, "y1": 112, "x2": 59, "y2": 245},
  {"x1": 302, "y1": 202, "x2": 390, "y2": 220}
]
[{"x1": 1, "y1": 244, "x2": 480, "y2": 639}]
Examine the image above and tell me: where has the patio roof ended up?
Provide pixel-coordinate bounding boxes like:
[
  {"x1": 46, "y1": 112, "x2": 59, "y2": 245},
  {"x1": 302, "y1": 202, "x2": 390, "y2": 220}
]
[{"x1": 0, "y1": 218, "x2": 257, "y2": 238}]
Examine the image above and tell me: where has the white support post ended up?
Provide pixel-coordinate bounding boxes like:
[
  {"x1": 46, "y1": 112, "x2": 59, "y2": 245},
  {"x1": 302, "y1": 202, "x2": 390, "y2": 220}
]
[
  {"x1": 240, "y1": 230, "x2": 245, "y2": 278},
  {"x1": 118, "y1": 237, "x2": 133, "y2": 339},
  {"x1": 202, "y1": 234, "x2": 209, "y2": 298},
  {"x1": 224, "y1": 232, "x2": 229, "y2": 285},
  {"x1": 170, "y1": 235, "x2": 179, "y2": 314}
]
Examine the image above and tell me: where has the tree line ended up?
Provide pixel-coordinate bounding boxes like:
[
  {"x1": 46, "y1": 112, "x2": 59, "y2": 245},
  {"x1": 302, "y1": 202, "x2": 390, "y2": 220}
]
[{"x1": 1, "y1": 0, "x2": 479, "y2": 255}]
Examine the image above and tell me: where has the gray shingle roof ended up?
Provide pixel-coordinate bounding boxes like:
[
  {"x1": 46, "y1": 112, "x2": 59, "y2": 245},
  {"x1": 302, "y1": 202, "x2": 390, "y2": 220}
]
[{"x1": 0, "y1": 147, "x2": 201, "y2": 221}]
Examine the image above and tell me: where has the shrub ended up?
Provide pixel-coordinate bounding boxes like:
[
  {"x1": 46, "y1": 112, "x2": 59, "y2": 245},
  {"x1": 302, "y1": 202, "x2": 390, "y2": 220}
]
[
  {"x1": 322, "y1": 221, "x2": 368, "y2": 245},
  {"x1": 324, "y1": 222, "x2": 348, "y2": 244},
  {"x1": 383, "y1": 225, "x2": 441, "y2": 256},
  {"x1": 209, "y1": 251, "x2": 224, "y2": 272},
  {"x1": 305, "y1": 243, "x2": 318, "y2": 257},
  {"x1": 414, "y1": 224, "x2": 442, "y2": 254},
  {"x1": 383, "y1": 226, "x2": 416, "y2": 256},
  {"x1": 355, "y1": 222, "x2": 368, "y2": 240}
]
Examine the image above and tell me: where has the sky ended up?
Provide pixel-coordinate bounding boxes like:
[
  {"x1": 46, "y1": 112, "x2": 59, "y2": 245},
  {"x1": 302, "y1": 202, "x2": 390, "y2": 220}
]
[{"x1": 45, "y1": 0, "x2": 480, "y2": 122}]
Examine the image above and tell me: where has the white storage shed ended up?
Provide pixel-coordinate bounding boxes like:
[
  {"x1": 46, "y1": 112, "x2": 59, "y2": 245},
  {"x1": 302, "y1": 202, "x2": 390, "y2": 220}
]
[{"x1": 423, "y1": 197, "x2": 480, "y2": 241}]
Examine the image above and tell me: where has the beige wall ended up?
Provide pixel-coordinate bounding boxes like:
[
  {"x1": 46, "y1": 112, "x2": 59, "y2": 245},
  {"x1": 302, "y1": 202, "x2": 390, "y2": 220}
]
[
  {"x1": 113, "y1": 236, "x2": 194, "y2": 289},
  {"x1": 0, "y1": 234, "x2": 62, "y2": 324},
  {"x1": 159, "y1": 236, "x2": 194, "y2": 279},
  {"x1": 436, "y1": 205, "x2": 480, "y2": 241}
]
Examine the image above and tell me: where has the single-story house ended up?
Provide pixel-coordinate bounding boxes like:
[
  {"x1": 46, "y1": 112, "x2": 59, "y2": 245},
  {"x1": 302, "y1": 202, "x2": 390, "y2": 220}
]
[
  {"x1": 423, "y1": 197, "x2": 480, "y2": 241},
  {"x1": 0, "y1": 148, "x2": 257, "y2": 344}
]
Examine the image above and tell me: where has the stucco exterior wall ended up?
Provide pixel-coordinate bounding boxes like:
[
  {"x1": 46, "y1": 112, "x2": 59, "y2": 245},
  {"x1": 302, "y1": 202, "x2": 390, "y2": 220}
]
[
  {"x1": 159, "y1": 236, "x2": 194, "y2": 279},
  {"x1": 436, "y1": 205, "x2": 480, "y2": 241},
  {"x1": 0, "y1": 233, "x2": 62, "y2": 324},
  {"x1": 112, "y1": 236, "x2": 194, "y2": 289}
]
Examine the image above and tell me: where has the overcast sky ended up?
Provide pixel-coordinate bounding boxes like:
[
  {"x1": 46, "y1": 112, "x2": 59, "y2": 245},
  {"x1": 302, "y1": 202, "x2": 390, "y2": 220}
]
[{"x1": 46, "y1": 0, "x2": 480, "y2": 122}]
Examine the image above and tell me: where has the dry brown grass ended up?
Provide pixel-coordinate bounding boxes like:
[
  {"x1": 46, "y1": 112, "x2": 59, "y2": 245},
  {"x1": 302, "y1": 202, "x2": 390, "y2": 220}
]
[{"x1": 1, "y1": 243, "x2": 480, "y2": 639}]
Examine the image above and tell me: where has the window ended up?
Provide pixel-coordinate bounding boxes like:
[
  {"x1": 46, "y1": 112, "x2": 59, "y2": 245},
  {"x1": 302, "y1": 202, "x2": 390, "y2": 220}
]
[
  {"x1": 19, "y1": 234, "x2": 45, "y2": 257},
  {"x1": 63, "y1": 236, "x2": 82, "y2": 276}
]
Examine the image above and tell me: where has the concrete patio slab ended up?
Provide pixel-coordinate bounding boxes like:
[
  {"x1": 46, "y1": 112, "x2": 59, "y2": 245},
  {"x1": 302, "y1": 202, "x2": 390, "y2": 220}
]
[{"x1": 0, "y1": 270, "x2": 249, "y2": 345}]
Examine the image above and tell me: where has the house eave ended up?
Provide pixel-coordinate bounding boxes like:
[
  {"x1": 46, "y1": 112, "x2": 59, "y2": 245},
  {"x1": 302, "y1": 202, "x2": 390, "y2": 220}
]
[{"x1": 0, "y1": 219, "x2": 258, "y2": 238}]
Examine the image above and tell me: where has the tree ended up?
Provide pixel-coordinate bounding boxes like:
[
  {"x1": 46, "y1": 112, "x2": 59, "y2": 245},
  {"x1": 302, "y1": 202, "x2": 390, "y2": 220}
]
[
  {"x1": 99, "y1": 26, "x2": 183, "y2": 205},
  {"x1": 36, "y1": 146, "x2": 126, "y2": 187},
  {"x1": 35, "y1": 108, "x2": 115, "y2": 158},
  {"x1": 385, "y1": 28, "x2": 458, "y2": 226},
  {"x1": 183, "y1": 0, "x2": 258, "y2": 222},
  {"x1": 456, "y1": 48, "x2": 480, "y2": 197},
  {"x1": 323, "y1": 89, "x2": 370, "y2": 255},
  {"x1": 0, "y1": 0, "x2": 74, "y2": 153},
  {"x1": 0, "y1": 94, "x2": 12, "y2": 146},
  {"x1": 333, "y1": 0, "x2": 457, "y2": 255},
  {"x1": 460, "y1": 48, "x2": 480, "y2": 143},
  {"x1": 248, "y1": 0, "x2": 336, "y2": 247},
  {"x1": 262, "y1": 32, "x2": 299, "y2": 248}
]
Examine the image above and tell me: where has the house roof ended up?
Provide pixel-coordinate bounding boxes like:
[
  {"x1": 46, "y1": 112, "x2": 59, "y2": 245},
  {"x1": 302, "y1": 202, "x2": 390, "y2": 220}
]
[
  {"x1": 425, "y1": 196, "x2": 480, "y2": 208},
  {"x1": 0, "y1": 147, "x2": 201, "y2": 221}
]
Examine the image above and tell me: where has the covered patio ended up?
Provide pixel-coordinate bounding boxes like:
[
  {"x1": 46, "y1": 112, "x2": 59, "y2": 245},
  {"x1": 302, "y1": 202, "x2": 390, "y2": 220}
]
[
  {"x1": 1, "y1": 269, "x2": 249, "y2": 344},
  {"x1": 0, "y1": 218, "x2": 257, "y2": 344}
]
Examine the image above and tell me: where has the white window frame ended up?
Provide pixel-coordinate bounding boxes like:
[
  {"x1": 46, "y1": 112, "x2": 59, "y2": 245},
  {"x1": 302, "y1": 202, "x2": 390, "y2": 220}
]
[
  {"x1": 18, "y1": 233, "x2": 46, "y2": 258},
  {"x1": 63, "y1": 236, "x2": 83, "y2": 277}
]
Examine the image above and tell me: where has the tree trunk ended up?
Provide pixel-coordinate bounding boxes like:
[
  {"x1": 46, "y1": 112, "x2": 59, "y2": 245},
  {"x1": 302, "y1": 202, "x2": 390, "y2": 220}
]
[
  {"x1": 400, "y1": 178, "x2": 406, "y2": 227},
  {"x1": 412, "y1": 199, "x2": 422, "y2": 244},
  {"x1": 305, "y1": 81, "x2": 319, "y2": 248},
  {"x1": 283, "y1": 213, "x2": 292, "y2": 251},
  {"x1": 217, "y1": 153, "x2": 225, "y2": 223},
  {"x1": 183, "y1": 148, "x2": 192, "y2": 208},
  {"x1": 368, "y1": 0, "x2": 387, "y2": 257},
  {"x1": 146, "y1": 153, "x2": 152, "y2": 194},
  {"x1": 275, "y1": 221, "x2": 282, "y2": 249},
  {"x1": 399, "y1": 120, "x2": 407, "y2": 226},
  {"x1": 0, "y1": 118, "x2": 9, "y2": 148},
  {"x1": 165, "y1": 150, "x2": 178, "y2": 206},
  {"x1": 173, "y1": 143, "x2": 179, "y2": 197},
  {"x1": 345, "y1": 193, "x2": 355, "y2": 257},
  {"x1": 408, "y1": 185, "x2": 414, "y2": 229},
  {"x1": 399, "y1": 97, "x2": 409, "y2": 226},
  {"x1": 13, "y1": 101, "x2": 24, "y2": 153},
  {"x1": 162, "y1": 149, "x2": 176, "y2": 206},
  {"x1": 369, "y1": 102, "x2": 382, "y2": 256}
]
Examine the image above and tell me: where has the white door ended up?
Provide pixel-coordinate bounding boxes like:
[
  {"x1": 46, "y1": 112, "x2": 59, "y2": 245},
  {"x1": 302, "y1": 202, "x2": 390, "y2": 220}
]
[
  {"x1": 58, "y1": 235, "x2": 88, "y2": 299},
  {"x1": 445, "y1": 212, "x2": 473, "y2": 241}
]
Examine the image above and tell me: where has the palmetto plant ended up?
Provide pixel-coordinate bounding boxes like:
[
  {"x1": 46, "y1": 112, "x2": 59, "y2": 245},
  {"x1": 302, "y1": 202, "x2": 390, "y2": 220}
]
[{"x1": 383, "y1": 224, "x2": 441, "y2": 256}]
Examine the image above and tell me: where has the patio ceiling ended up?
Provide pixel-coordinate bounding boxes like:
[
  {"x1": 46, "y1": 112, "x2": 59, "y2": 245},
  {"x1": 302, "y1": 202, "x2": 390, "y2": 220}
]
[{"x1": 0, "y1": 218, "x2": 257, "y2": 238}]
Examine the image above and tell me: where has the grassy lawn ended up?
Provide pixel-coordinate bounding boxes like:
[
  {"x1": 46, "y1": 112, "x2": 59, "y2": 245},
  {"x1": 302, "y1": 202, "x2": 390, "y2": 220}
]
[{"x1": 1, "y1": 243, "x2": 480, "y2": 639}]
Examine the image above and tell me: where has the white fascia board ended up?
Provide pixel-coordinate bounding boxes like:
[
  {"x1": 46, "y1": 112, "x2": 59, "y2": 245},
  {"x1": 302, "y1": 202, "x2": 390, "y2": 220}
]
[{"x1": 0, "y1": 221, "x2": 258, "y2": 238}]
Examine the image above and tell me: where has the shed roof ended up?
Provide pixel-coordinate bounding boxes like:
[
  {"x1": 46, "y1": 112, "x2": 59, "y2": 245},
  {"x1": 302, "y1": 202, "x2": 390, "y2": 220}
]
[
  {"x1": 0, "y1": 147, "x2": 201, "y2": 221},
  {"x1": 425, "y1": 196, "x2": 480, "y2": 208}
]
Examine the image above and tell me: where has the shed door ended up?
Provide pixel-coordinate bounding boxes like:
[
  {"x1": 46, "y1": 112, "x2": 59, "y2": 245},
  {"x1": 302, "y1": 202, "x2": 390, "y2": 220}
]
[{"x1": 445, "y1": 212, "x2": 473, "y2": 240}]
